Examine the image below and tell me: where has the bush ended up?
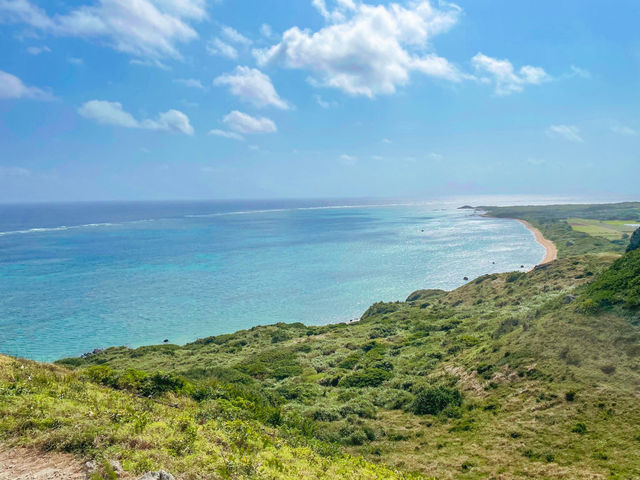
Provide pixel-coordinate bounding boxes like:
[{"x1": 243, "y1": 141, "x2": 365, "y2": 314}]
[
  {"x1": 584, "y1": 249, "x2": 640, "y2": 309},
  {"x1": 312, "y1": 408, "x2": 341, "y2": 422},
  {"x1": 339, "y1": 399, "x2": 377, "y2": 419},
  {"x1": 338, "y1": 368, "x2": 392, "y2": 388},
  {"x1": 140, "y1": 372, "x2": 187, "y2": 397},
  {"x1": 411, "y1": 386, "x2": 462, "y2": 415},
  {"x1": 572, "y1": 422, "x2": 588, "y2": 434}
]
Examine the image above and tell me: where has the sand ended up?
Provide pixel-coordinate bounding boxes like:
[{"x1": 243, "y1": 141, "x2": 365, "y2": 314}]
[{"x1": 514, "y1": 219, "x2": 558, "y2": 266}]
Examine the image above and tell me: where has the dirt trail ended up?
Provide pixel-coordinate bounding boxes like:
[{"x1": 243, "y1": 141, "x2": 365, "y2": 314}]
[{"x1": 0, "y1": 448, "x2": 85, "y2": 480}]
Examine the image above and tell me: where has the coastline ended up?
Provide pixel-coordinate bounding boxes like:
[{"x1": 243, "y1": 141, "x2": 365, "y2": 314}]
[{"x1": 513, "y1": 219, "x2": 558, "y2": 267}]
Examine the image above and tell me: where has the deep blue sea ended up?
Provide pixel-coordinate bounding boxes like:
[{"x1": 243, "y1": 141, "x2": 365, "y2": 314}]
[{"x1": 0, "y1": 198, "x2": 546, "y2": 361}]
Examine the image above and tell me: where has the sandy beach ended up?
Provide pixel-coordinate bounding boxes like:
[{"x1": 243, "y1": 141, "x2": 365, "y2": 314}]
[{"x1": 514, "y1": 219, "x2": 558, "y2": 266}]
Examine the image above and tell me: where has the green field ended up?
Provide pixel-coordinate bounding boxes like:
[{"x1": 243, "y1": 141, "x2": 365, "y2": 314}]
[
  {"x1": 568, "y1": 218, "x2": 639, "y2": 240},
  {"x1": 482, "y1": 202, "x2": 640, "y2": 257}
]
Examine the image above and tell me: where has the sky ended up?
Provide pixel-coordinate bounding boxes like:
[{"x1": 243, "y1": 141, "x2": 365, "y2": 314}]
[{"x1": 0, "y1": 0, "x2": 638, "y2": 202}]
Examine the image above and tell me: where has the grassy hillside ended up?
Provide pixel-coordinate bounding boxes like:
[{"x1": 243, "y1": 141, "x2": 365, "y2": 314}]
[
  {"x1": 0, "y1": 355, "x2": 415, "y2": 480},
  {"x1": 54, "y1": 251, "x2": 640, "y2": 479},
  {"x1": 3, "y1": 203, "x2": 640, "y2": 479},
  {"x1": 482, "y1": 202, "x2": 640, "y2": 258}
]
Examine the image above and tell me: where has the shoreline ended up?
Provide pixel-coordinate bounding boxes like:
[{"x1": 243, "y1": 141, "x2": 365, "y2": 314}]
[{"x1": 513, "y1": 219, "x2": 558, "y2": 267}]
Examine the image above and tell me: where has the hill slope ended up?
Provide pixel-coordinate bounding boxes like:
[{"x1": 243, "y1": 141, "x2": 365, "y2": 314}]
[
  {"x1": 55, "y1": 250, "x2": 640, "y2": 479},
  {"x1": 3, "y1": 206, "x2": 640, "y2": 479}
]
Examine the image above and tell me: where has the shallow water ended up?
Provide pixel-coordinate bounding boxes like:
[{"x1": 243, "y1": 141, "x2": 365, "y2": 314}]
[{"x1": 0, "y1": 199, "x2": 544, "y2": 361}]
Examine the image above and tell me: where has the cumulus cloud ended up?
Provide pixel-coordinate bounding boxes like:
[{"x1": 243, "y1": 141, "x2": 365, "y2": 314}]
[
  {"x1": 208, "y1": 129, "x2": 244, "y2": 140},
  {"x1": 0, "y1": 70, "x2": 54, "y2": 100},
  {"x1": 546, "y1": 124, "x2": 583, "y2": 143},
  {"x1": 260, "y1": 23, "x2": 274, "y2": 39},
  {"x1": 0, "y1": 0, "x2": 206, "y2": 60},
  {"x1": 78, "y1": 100, "x2": 194, "y2": 134},
  {"x1": 223, "y1": 111, "x2": 277, "y2": 134},
  {"x1": 315, "y1": 94, "x2": 337, "y2": 108},
  {"x1": 339, "y1": 153, "x2": 357, "y2": 165},
  {"x1": 0, "y1": 166, "x2": 31, "y2": 177},
  {"x1": 174, "y1": 78, "x2": 205, "y2": 89},
  {"x1": 26, "y1": 45, "x2": 50, "y2": 55},
  {"x1": 611, "y1": 125, "x2": 637, "y2": 136},
  {"x1": 254, "y1": 0, "x2": 463, "y2": 97},
  {"x1": 220, "y1": 25, "x2": 251, "y2": 46},
  {"x1": 206, "y1": 38, "x2": 237, "y2": 59},
  {"x1": 207, "y1": 25, "x2": 251, "y2": 59},
  {"x1": 214, "y1": 66, "x2": 290, "y2": 109},
  {"x1": 471, "y1": 53, "x2": 550, "y2": 95}
]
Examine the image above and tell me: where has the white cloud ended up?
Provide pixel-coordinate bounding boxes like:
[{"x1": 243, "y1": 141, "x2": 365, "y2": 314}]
[
  {"x1": 315, "y1": 94, "x2": 337, "y2": 108},
  {"x1": 78, "y1": 100, "x2": 139, "y2": 128},
  {"x1": 471, "y1": 53, "x2": 550, "y2": 95},
  {"x1": 68, "y1": 57, "x2": 83, "y2": 65},
  {"x1": 371, "y1": 154, "x2": 383, "y2": 160},
  {"x1": 0, "y1": 166, "x2": 31, "y2": 177},
  {"x1": 0, "y1": 0, "x2": 206, "y2": 60},
  {"x1": 206, "y1": 37, "x2": 237, "y2": 59},
  {"x1": 255, "y1": 0, "x2": 463, "y2": 97},
  {"x1": 214, "y1": 66, "x2": 290, "y2": 109},
  {"x1": 0, "y1": 70, "x2": 54, "y2": 100},
  {"x1": 78, "y1": 100, "x2": 194, "y2": 134},
  {"x1": 427, "y1": 152, "x2": 443, "y2": 161},
  {"x1": 567, "y1": 65, "x2": 590, "y2": 79},
  {"x1": 382, "y1": 138, "x2": 391, "y2": 144},
  {"x1": 611, "y1": 125, "x2": 637, "y2": 136},
  {"x1": 221, "y1": 25, "x2": 251, "y2": 46},
  {"x1": 130, "y1": 58, "x2": 168, "y2": 69},
  {"x1": 223, "y1": 111, "x2": 277, "y2": 134},
  {"x1": 208, "y1": 129, "x2": 243, "y2": 140},
  {"x1": 207, "y1": 25, "x2": 251, "y2": 59},
  {"x1": 26, "y1": 45, "x2": 50, "y2": 55},
  {"x1": 546, "y1": 124, "x2": 583, "y2": 143},
  {"x1": 142, "y1": 109, "x2": 194, "y2": 135},
  {"x1": 174, "y1": 78, "x2": 205, "y2": 89},
  {"x1": 260, "y1": 23, "x2": 274, "y2": 39},
  {"x1": 527, "y1": 157, "x2": 545, "y2": 165},
  {"x1": 339, "y1": 153, "x2": 357, "y2": 165}
]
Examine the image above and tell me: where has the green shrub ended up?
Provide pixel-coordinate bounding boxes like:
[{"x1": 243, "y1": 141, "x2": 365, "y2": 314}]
[
  {"x1": 338, "y1": 368, "x2": 392, "y2": 388},
  {"x1": 584, "y1": 249, "x2": 640, "y2": 309},
  {"x1": 139, "y1": 372, "x2": 187, "y2": 397},
  {"x1": 572, "y1": 422, "x2": 588, "y2": 434},
  {"x1": 339, "y1": 399, "x2": 376, "y2": 419},
  {"x1": 411, "y1": 386, "x2": 462, "y2": 415}
]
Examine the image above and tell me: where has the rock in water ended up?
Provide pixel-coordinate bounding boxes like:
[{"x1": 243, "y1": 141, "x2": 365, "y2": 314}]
[
  {"x1": 627, "y1": 227, "x2": 640, "y2": 253},
  {"x1": 138, "y1": 471, "x2": 175, "y2": 480}
]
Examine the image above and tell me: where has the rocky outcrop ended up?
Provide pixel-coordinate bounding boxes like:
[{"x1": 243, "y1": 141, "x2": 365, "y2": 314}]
[{"x1": 627, "y1": 227, "x2": 640, "y2": 252}]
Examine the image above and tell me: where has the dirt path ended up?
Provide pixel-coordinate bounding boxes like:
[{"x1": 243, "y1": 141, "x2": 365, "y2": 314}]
[{"x1": 0, "y1": 448, "x2": 85, "y2": 480}]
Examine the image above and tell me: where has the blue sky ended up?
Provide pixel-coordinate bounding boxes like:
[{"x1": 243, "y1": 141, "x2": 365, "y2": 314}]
[{"x1": 0, "y1": 0, "x2": 638, "y2": 202}]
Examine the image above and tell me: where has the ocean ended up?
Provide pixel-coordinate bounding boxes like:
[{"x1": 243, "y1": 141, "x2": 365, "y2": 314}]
[{"x1": 0, "y1": 198, "x2": 545, "y2": 361}]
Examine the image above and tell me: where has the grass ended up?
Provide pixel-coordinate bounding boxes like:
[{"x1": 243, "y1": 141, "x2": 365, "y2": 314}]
[
  {"x1": 482, "y1": 202, "x2": 640, "y2": 257},
  {"x1": 0, "y1": 357, "x2": 417, "y2": 480},
  {"x1": 53, "y1": 252, "x2": 640, "y2": 479},
  {"x1": 567, "y1": 218, "x2": 638, "y2": 240},
  {"x1": 3, "y1": 202, "x2": 640, "y2": 479}
]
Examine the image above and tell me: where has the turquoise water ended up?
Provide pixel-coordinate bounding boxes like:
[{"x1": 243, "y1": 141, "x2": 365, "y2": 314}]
[{"x1": 0, "y1": 200, "x2": 544, "y2": 361}]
